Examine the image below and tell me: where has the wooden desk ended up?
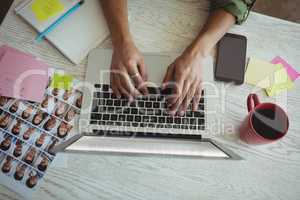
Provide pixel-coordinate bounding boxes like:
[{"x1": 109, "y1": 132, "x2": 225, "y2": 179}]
[{"x1": 0, "y1": 1, "x2": 300, "y2": 200}]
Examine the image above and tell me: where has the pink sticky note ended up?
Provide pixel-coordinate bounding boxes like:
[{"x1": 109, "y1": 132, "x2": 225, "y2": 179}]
[
  {"x1": 271, "y1": 56, "x2": 300, "y2": 81},
  {"x1": 0, "y1": 45, "x2": 35, "y2": 60},
  {"x1": 0, "y1": 51, "x2": 48, "y2": 103}
]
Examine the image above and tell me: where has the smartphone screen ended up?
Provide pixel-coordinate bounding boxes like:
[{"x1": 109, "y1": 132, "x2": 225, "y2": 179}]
[{"x1": 215, "y1": 33, "x2": 247, "y2": 84}]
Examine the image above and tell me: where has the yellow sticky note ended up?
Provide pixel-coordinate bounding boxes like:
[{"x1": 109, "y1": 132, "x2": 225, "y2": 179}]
[
  {"x1": 31, "y1": 0, "x2": 65, "y2": 22},
  {"x1": 245, "y1": 58, "x2": 278, "y2": 88},
  {"x1": 51, "y1": 73, "x2": 74, "y2": 90},
  {"x1": 265, "y1": 64, "x2": 295, "y2": 96}
]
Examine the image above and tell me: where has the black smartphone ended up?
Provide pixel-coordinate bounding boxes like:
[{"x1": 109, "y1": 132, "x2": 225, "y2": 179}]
[
  {"x1": 215, "y1": 33, "x2": 247, "y2": 85},
  {"x1": 0, "y1": 0, "x2": 13, "y2": 25}
]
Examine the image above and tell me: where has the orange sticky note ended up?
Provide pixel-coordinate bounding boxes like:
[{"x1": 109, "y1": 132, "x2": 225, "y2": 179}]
[{"x1": 31, "y1": 0, "x2": 65, "y2": 22}]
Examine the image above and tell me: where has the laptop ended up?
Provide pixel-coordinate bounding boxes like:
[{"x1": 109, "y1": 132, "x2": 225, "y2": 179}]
[{"x1": 55, "y1": 48, "x2": 241, "y2": 159}]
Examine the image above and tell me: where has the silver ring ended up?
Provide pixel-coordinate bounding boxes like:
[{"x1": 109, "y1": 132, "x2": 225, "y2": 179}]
[{"x1": 130, "y1": 72, "x2": 140, "y2": 79}]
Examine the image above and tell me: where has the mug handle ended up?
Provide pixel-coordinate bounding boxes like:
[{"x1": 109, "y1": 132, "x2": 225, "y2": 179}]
[{"x1": 247, "y1": 93, "x2": 260, "y2": 112}]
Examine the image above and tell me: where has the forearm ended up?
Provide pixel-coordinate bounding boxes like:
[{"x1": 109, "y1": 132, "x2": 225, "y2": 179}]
[
  {"x1": 100, "y1": 0, "x2": 132, "y2": 47},
  {"x1": 187, "y1": 9, "x2": 235, "y2": 58}
]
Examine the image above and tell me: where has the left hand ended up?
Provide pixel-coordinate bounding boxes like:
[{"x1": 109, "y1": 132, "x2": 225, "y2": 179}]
[{"x1": 162, "y1": 49, "x2": 204, "y2": 116}]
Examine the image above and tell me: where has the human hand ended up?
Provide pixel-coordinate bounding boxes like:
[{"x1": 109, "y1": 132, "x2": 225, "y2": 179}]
[
  {"x1": 162, "y1": 49, "x2": 204, "y2": 116},
  {"x1": 110, "y1": 41, "x2": 148, "y2": 100}
]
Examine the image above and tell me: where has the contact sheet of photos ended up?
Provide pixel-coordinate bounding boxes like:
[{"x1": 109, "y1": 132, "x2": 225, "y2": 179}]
[{"x1": 0, "y1": 69, "x2": 82, "y2": 197}]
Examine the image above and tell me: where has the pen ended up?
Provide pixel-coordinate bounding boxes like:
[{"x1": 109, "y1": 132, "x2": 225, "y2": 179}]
[{"x1": 35, "y1": 0, "x2": 84, "y2": 42}]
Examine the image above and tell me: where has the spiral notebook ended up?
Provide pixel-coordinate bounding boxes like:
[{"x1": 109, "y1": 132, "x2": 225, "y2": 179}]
[{"x1": 15, "y1": 0, "x2": 109, "y2": 64}]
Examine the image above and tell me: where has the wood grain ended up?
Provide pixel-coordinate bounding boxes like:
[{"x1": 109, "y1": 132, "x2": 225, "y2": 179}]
[{"x1": 0, "y1": 0, "x2": 300, "y2": 200}]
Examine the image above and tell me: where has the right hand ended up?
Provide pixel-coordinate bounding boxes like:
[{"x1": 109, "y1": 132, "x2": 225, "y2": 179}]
[{"x1": 110, "y1": 41, "x2": 148, "y2": 100}]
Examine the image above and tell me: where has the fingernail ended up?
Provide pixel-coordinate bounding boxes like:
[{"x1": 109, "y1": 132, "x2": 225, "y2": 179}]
[{"x1": 179, "y1": 111, "x2": 184, "y2": 116}]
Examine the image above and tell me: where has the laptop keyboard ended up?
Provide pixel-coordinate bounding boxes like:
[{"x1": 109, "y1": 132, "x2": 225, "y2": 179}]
[{"x1": 89, "y1": 84, "x2": 205, "y2": 130}]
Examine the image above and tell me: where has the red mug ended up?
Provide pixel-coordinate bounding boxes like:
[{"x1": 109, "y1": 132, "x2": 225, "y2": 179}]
[{"x1": 239, "y1": 94, "x2": 289, "y2": 144}]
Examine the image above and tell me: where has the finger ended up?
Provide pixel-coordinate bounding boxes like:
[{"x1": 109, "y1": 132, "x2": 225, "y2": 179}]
[
  {"x1": 167, "y1": 69, "x2": 184, "y2": 107},
  {"x1": 137, "y1": 59, "x2": 149, "y2": 95},
  {"x1": 192, "y1": 83, "x2": 202, "y2": 111},
  {"x1": 119, "y1": 70, "x2": 140, "y2": 98},
  {"x1": 132, "y1": 72, "x2": 148, "y2": 95},
  {"x1": 137, "y1": 59, "x2": 148, "y2": 81},
  {"x1": 162, "y1": 64, "x2": 174, "y2": 88},
  {"x1": 110, "y1": 73, "x2": 121, "y2": 98},
  {"x1": 115, "y1": 74, "x2": 131, "y2": 100},
  {"x1": 125, "y1": 61, "x2": 146, "y2": 96},
  {"x1": 168, "y1": 80, "x2": 190, "y2": 115},
  {"x1": 178, "y1": 82, "x2": 197, "y2": 115}
]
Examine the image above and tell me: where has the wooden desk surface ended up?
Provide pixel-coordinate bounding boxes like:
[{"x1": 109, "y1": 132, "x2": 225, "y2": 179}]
[{"x1": 0, "y1": 0, "x2": 300, "y2": 200}]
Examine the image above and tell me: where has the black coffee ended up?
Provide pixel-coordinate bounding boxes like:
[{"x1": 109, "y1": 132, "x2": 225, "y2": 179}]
[{"x1": 252, "y1": 108, "x2": 287, "y2": 140}]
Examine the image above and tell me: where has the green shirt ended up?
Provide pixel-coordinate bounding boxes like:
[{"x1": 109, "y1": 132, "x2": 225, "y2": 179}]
[{"x1": 211, "y1": 0, "x2": 256, "y2": 24}]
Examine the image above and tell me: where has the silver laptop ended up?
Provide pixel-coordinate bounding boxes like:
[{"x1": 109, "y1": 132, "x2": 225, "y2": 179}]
[{"x1": 57, "y1": 49, "x2": 241, "y2": 159}]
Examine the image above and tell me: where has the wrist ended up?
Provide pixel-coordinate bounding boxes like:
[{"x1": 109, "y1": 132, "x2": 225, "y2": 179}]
[{"x1": 112, "y1": 33, "x2": 134, "y2": 49}]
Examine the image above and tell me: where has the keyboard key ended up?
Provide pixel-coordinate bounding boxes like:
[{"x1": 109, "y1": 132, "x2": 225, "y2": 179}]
[
  {"x1": 150, "y1": 96, "x2": 156, "y2": 102},
  {"x1": 174, "y1": 117, "x2": 181, "y2": 124},
  {"x1": 145, "y1": 102, "x2": 152, "y2": 108},
  {"x1": 156, "y1": 124, "x2": 164, "y2": 128},
  {"x1": 190, "y1": 118, "x2": 197, "y2": 125},
  {"x1": 182, "y1": 118, "x2": 189, "y2": 124},
  {"x1": 121, "y1": 100, "x2": 128, "y2": 106},
  {"x1": 107, "y1": 121, "x2": 114, "y2": 126},
  {"x1": 126, "y1": 115, "x2": 134, "y2": 122},
  {"x1": 111, "y1": 93, "x2": 117, "y2": 99},
  {"x1": 90, "y1": 120, "x2": 97, "y2": 124},
  {"x1": 198, "y1": 118, "x2": 205, "y2": 125},
  {"x1": 198, "y1": 104, "x2": 204, "y2": 111},
  {"x1": 131, "y1": 108, "x2": 138, "y2": 114},
  {"x1": 92, "y1": 105, "x2": 98, "y2": 113},
  {"x1": 181, "y1": 124, "x2": 189, "y2": 129},
  {"x1": 153, "y1": 102, "x2": 160, "y2": 108},
  {"x1": 186, "y1": 111, "x2": 192, "y2": 117},
  {"x1": 142, "y1": 116, "x2": 150, "y2": 123},
  {"x1": 111, "y1": 114, "x2": 118, "y2": 121},
  {"x1": 91, "y1": 113, "x2": 102, "y2": 120},
  {"x1": 123, "y1": 122, "x2": 131, "y2": 126},
  {"x1": 134, "y1": 116, "x2": 141, "y2": 122},
  {"x1": 107, "y1": 107, "x2": 115, "y2": 112},
  {"x1": 166, "y1": 117, "x2": 173, "y2": 124},
  {"x1": 190, "y1": 125, "x2": 197, "y2": 130},
  {"x1": 115, "y1": 122, "x2": 122, "y2": 126},
  {"x1": 146, "y1": 109, "x2": 155, "y2": 115},
  {"x1": 129, "y1": 101, "x2": 136, "y2": 107},
  {"x1": 197, "y1": 125, "x2": 205, "y2": 130},
  {"x1": 158, "y1": 117, "x2": 165, "y2": 123},
  {"x1": 139, "y1": 108, "x2": 146, "y2": 115},
  {"x1": 106, "y1": 99, "x2": 113, "y2": 106},
  {"x1": 118, "y1": 115, "x2": 126, "y2": 121},
  {"x1": 132, "y1": 122, "x2": 139, "y2": 127},
  {"x1": 113, "y1": 99, "x2": 121, "y2": 106},
  {"x1": 165, "y1": 124, "x2": 172, "y2": 128},
  {"x1": 99, "y1": 106, "x2": 106, "y2": 113},
  {"x1": 148, "y1": 123, "x2": 155, "y2": 128},
  {"x1": 103, "y1": 114, "x2": 110, "y2": 121},
  {"x1": 150, "y1": 116, "x2": 157, "y2": 123},
  {"x1": 137, "y1": 101, "x2": 144, "y2": 107},
  {"x1": 123, "y1": 108, "x2": 130, "y2": 114},
  {"x1": 148, "y1": 87, "x2": 159, "y2": 94},
  {"x1": 140, "y1": 123, "x2": 146, "y2": 127},
  {"x1": 155, "y1": 109, "x2": 162, "y2": 115},
  {"x1": 98, "y1": 121, "x2": 106, "y2": 125},
  {"x1": 172, "y1": 124, "x2": 180, "y2": 129},
  {"x1": 94, "y1": 84, "x2": 101, "y2": 88},
  {"x1": 102, "y1": 84, "x2": 109, "y2": 91},
  {"x1": 194, "y1": 111, "x2": 204, "y2": 118}
]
